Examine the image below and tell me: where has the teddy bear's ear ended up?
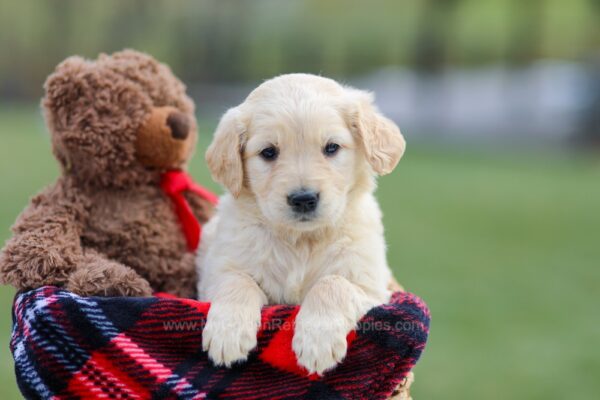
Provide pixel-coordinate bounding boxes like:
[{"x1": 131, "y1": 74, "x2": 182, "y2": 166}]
[
  {"x1": 205, "y1": 107, "x2": 247, "y2": 197},
  {"x1": 340, "y1": 88, "x2": 405, "y2": 175},
  {"x1": 42, "y1": 56, "x2": 89, "y2": 131}
]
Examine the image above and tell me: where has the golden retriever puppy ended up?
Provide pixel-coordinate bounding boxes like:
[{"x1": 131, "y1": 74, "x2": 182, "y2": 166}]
[{"x1": 197, "y1": 73, "x2": 405, "y2": 375}]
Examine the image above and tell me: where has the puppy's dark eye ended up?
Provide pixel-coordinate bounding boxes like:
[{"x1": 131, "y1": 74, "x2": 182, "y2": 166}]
[
  {"x1": 260, "y1": 146, "x2": 278, "y2": 161},
  {"x1": 323, "y1": 143, "x2": 340, "y2": 156}
]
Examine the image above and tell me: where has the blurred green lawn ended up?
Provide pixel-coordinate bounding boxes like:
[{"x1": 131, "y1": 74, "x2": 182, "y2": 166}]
[{"x1": 0, "y1": 106, "x2": 599, "y2": 399}]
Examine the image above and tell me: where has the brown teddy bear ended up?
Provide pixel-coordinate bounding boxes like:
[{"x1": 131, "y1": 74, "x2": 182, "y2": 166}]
[{"x1": 0, "y1": 50, "x2": 216, "y2": 298}]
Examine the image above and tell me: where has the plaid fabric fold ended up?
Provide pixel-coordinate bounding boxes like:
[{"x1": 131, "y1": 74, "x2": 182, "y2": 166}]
[{"x1": 11, "y1": 286, "x2": 429, "y2": 400}]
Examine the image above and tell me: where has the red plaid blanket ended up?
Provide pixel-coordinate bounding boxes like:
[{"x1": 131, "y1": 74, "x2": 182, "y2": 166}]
[{"x1": 11, "y1": 286, "x2": 429, "y2": 399}]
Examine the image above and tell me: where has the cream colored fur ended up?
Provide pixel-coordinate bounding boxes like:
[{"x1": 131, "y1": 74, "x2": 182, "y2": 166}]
[{"x1": 197, "y1": 73, "x2": 405, "y2": 375}]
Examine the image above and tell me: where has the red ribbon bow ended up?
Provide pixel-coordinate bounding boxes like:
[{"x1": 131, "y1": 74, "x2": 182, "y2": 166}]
[{"x1": 160, "y1": 170, "x2": 219, "y2": 252}]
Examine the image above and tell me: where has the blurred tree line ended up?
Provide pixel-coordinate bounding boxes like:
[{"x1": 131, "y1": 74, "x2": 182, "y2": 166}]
[{"x1": 0, "y1": 0, "x2": 598, "y2": 101}]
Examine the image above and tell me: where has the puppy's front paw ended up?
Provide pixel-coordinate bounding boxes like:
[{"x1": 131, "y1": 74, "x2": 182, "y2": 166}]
[
  {"x1": 293, "y1": 313, "x2": 348, "y2": 375},
  {"x1": 202, "y1": 304, "x2": 260, "y2": 367}
]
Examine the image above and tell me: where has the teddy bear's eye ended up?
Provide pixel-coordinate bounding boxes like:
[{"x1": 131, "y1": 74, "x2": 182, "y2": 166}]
[
  {"x1": 260, "y1": 146, "x2": 279, "y2": 161},
  {"x1": 323, "y1": 143, "x2": 340, "y2": 157}
]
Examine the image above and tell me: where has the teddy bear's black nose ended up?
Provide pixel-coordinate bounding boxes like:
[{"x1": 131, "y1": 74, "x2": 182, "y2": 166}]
[{"x1": 167, "y1": 111, "x2": 190, "y2": 140}]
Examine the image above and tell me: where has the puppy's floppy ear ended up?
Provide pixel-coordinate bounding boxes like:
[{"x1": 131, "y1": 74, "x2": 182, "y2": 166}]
[
  {"x1": 206, "y1": 107, "x2": 246, "y2": 197},
  {"x1": 342, "y1": 88, "x2": 405, "y2": 175}
]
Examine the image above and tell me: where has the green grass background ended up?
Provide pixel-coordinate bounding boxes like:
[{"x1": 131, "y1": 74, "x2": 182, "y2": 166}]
[{"x1": 0, "y1": 106, "x2": 599, "y2": 399}]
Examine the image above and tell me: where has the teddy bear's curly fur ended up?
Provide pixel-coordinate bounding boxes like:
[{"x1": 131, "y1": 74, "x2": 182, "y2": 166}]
[{"x1": 0, "y1": 50, "x2": 214, "y2": 298}]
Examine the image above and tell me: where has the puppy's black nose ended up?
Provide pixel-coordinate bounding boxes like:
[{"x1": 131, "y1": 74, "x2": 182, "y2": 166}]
[
  {"x1": 167, "y1": 111, "x2": 190, "y2": 140},
  {"x1": 287, "y1": 190, "x2": 320, "y2": 213}
]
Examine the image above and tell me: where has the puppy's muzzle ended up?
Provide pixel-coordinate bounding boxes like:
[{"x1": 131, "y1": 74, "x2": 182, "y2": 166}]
[{"x1": 287, "y1": 189, "x2": 320, "y2": 214}]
